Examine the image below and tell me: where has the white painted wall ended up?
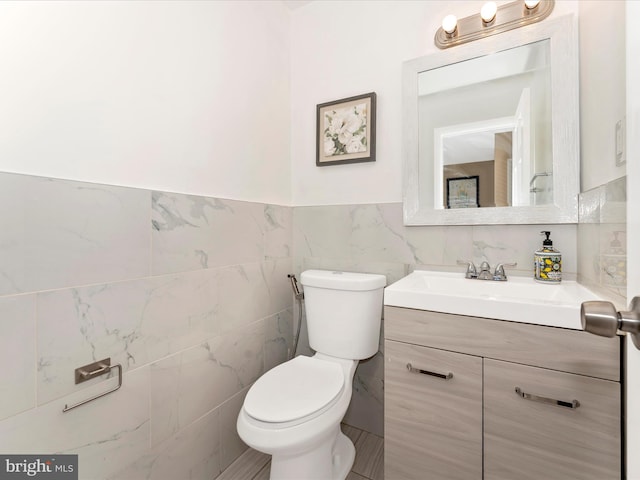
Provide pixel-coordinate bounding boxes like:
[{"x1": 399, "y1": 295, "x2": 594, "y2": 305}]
[
  {"x1": 580, "y1": 0, "x2": 627, "y2": 192},
  {"x1": 290, "y1": 0, "x2": 578, "y2": 206},
  {"x1": 625, "y1": 2, "x2": 640, "y2": 477},
  {"x1": 0, "y1": 1, "x2": 291, "y2": 205}
]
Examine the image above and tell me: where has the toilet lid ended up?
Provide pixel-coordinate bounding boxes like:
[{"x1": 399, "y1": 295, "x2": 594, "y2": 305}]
[{"x1": 244, "y1": 356, "x2": 344, "y2": 423}]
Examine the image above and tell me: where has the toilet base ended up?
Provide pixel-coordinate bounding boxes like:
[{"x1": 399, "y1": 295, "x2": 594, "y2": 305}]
[
  {"x1": 269, "y1": 427, "x2": 355, "y2": 480},
  {"x1": 332, "y1": 430, "x2": 356, "y2": 480}
]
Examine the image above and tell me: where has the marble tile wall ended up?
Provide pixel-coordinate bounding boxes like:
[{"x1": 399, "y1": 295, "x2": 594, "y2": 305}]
[
  {"x1": 3, "y1": 170, "x2": 616, "y2": 471},
  {"x1": 293, "y1": 203, "x2": 579, "y2": 436},
  {"x1": 578, "y1": 176, "x2": 627, "y2": 308},
  {"x1": 0, "y1": 172, "x2": 293, "y2": 479}
]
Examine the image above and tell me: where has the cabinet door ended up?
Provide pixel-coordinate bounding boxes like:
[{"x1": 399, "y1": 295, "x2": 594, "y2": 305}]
[
  {"x1": 385, "y1": 340, "x2": 482, "y2": 479},
  {"x1": 484, "y1": 358, "x2": 621, "y2": 480}
]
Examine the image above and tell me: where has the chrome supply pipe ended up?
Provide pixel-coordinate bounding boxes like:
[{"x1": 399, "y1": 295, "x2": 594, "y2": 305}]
[{"x1": 287, "y1": 274, "x2": 304, "y2": 359}]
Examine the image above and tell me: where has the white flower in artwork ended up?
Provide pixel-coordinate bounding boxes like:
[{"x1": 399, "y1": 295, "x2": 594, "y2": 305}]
[
  {"x1": 324, "y1": 137, "x2": 336, "y2": 156},
  {"x1": 322, "y1": 101, "x2": 368, "y2": 157},
  {"x1": 346, "y1": 135, "x2": 366, "y2": 153},
  {"x1": 338, "y1": 129, "x2": 353, "y2": 146},
  {"x1": 344, "y1": 111, "x2": 364, "y2": 133},
  {"x1": 327, "y1": 113, "x2": 345, "y2": 136}
]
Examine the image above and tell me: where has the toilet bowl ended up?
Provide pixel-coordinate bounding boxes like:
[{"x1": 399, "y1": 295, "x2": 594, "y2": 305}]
[
  {"x1": 237, "y1": 353, "x2": 358, "y2": 479},
  {"x1": 236, "y1": 270, "x2": 386, "y2": 480}
]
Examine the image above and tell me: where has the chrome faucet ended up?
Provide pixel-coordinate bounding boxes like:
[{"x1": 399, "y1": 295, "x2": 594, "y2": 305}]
[
  {"x1": 493, "y1": 262, "x2": 517, "y2": 281},
  {"x1": 457, "y1": 260, "x2": 517, "y2": 281},
  {"x1": 457, "y1": 260, "x2": 477, "y2": 279},
  {"x1": 478, "y1": 261, "x2": 493, "y2": 280},
  {"x1": 493, "y1": 262, "x2": 518, "y2": 282}
]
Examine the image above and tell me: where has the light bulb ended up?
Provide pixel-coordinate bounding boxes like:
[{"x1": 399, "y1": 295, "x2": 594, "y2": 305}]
[
  {"x1": 481, "y1": 2, "x2": 497, "y2": 24},
  {"x1": 442, "y1": 14, "x2": 458, "y2": 34},
  {"x1": 524, "y1": 0, "x2": 541, "y2": 9}
]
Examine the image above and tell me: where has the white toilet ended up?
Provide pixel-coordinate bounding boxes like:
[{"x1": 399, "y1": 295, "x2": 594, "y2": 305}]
[{"x1": 236, "y1": 269, "x2": 386, "y2": 480}]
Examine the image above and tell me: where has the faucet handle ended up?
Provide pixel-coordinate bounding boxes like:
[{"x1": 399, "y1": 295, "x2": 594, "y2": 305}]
[
  {"x1": 477, "y1": 261, "x2": 493, "y2": 280},
  {"x1": 457, "y1": 260, "x2": 477, "y2": 279},
  {"x1": 494, "y1": 262, "x2": 517, "y2": 280}
]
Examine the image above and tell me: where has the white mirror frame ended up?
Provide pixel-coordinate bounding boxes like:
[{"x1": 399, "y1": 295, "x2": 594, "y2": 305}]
[{"x1": 403, "y1": 14, "x2": 578, "y2": 225}]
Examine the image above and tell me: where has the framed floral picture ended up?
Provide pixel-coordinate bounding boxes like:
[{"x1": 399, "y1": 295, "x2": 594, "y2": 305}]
[{"x1": 316, "y1": 92, "x2": 376, "y2": 166}]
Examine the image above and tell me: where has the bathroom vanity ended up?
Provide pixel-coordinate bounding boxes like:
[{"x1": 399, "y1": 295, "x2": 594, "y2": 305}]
[{"x1": 383, "y1": 272, "x2": 622, "y2": 479}]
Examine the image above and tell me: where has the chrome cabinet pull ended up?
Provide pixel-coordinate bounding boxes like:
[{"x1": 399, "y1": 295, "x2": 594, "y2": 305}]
[
  {"x1": 406, "y1": 363, "x2": 453, "y2": 380},
  {"x1": 515, "y1": 387, "x2": 580, "y2": 409}
]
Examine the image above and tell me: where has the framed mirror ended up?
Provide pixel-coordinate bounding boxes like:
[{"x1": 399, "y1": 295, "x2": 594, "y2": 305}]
[{"x1": 403, "y1": 15, "x2": 578, "y2": 225}]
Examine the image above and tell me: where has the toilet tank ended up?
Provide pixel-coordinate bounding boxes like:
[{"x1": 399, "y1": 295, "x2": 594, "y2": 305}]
[{"x1": 299, "y1": 270, "x2": 386, "y2": 360}]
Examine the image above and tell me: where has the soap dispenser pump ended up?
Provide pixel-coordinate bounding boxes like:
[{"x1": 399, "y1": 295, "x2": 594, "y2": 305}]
[{"x1": 534, "y1": 231, "x2": 562, "y2": 283}]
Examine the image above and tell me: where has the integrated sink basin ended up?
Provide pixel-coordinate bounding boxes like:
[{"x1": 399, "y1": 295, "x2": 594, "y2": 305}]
[{"x1": 384, "y1": 270, "x2": 603, "y2": 330}]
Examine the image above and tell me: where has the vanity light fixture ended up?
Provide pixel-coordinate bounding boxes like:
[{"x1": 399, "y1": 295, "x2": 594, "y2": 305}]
[{"x1": 435, "y1": 0, "x2": 554, "y2": 49}]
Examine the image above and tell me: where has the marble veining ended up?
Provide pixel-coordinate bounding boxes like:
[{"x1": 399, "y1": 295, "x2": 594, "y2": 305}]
[
  {"x1": 36, "y1": 268, "x2": 221, "y2": 405},
  {"x1": 578, "y1": 176, "x2": 627, "y2": 304},
  {"x1": 264, "y1": 309, "x2": 294, "y2": 371},
  {"x1": 0, "y1": 173, "x2": 150, "y2": 296},
  {"x1": 152, "y1": 191, "x2": 269, "y2": 275},
  {"x1": 150, "y1": 321, "x2": 264, "y2": 447},
  {"x1": 152, "y1": 193, "x2": 232, "y2": 231},
  {"x1": 264, "y1": 204, "x2": 293, "y2": 259},
  {"x1": 110, "y1": 407, "x2": 221, "y2": 480}
]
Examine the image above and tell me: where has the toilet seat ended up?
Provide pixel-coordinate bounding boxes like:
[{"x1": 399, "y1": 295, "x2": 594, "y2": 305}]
[{"x1": 244, "y1": 356, "x2": 344, "y2": 425}]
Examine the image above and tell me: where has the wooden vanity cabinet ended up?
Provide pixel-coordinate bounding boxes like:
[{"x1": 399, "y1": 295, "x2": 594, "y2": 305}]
[
  {"x1": 384, "y1": 306, "x2": 622, "y2": 480},
  {"x1": 385, "y1": 340, "x2": 482, "y2": 479},
  {"x1": 484, "y1": 359, "x2": 621, "y2": 480}
]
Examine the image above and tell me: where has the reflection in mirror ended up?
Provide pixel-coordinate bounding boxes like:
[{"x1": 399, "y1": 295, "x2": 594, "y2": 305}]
[
  {"x1": 422, "y1": 40, "x2": 551, "y2": 210},
  {"x1": 402, "y1": 14, "x2": 579, "y2": 225},
  {"x1": 440, "y1": 123, "x2": 513, "y2": 208}
]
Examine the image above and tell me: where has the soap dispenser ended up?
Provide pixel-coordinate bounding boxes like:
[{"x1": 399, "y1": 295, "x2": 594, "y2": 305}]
[{"x1": 534, "y1": 231, "x2": 562, "y2": 283}]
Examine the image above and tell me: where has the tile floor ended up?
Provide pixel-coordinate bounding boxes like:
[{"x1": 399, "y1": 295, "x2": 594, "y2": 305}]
[{"x1": 216, "y1": 424, "x2": 383, "y2": 480}]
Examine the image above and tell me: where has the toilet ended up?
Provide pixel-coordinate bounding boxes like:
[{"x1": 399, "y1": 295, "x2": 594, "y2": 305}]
[{"x1": 236, "y1": 269, "x2": 386, "y2": 480}]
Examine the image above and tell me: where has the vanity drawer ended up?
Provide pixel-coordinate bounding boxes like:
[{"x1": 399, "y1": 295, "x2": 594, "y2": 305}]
[
  {"x1": 385, "y1": 339, "x2": 482, "y2": 480},
  {"x1": 484, "y1": 358, "x2": 621, "y2": 480},
  {"x1": 384, "y1": 306, "x2": 621, "y2": 381}
]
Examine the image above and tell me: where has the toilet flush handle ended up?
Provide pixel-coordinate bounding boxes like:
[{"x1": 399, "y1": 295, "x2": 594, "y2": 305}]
[{"x1": 581, "y1": 296, "x2": 640, "y2": 349}]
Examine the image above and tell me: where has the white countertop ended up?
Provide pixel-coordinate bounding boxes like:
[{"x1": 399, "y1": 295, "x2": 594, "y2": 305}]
[{"x1": 384, "y1": 270, "x2": 603, "y2": 330}]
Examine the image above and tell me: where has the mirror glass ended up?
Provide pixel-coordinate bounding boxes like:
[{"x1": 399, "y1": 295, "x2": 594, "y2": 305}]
[
  {"x1": 421, "y1": 41, "x2": 551, "y2": 209},
  {"x1": 403, "y1": 16, "x2": 579, "y2": 225}
]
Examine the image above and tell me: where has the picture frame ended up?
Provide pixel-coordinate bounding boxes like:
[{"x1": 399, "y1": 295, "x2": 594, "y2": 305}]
[
  {"x1": 447, "y1": 175, "x2": 479, "y2": 209},
  {"x1": 316, "y1": 92, "x2": 376, "y2": 166}
]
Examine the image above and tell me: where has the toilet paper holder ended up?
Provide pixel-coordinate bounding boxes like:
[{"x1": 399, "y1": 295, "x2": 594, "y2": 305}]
[
  {"x1": 581, "y1": 296, "x2": 640, "y2": 349},
  {"x1": 62, "y1": 357, "x2": 123, "y2": 413}
]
